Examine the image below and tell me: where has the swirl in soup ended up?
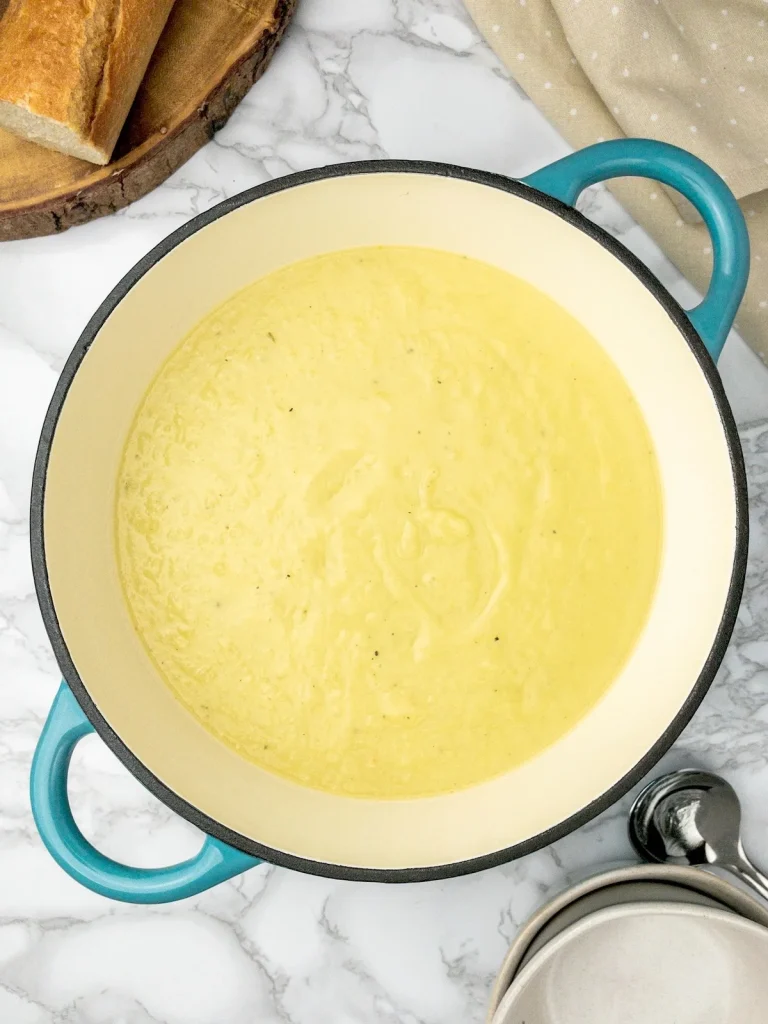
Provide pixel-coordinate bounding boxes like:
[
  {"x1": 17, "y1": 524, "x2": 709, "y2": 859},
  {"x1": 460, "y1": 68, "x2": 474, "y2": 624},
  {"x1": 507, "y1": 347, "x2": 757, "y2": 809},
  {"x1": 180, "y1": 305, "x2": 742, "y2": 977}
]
[{"x1": 116, "y1": 247, "x2": 662, "y2": 798}]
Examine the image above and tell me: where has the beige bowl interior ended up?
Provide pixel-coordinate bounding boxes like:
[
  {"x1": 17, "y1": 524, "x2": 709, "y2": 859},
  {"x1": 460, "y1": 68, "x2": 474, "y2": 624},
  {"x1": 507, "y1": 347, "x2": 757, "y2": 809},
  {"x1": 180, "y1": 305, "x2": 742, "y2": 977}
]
[{"x1": 42, "y1": 171, "x2": 738, "y2": 870}]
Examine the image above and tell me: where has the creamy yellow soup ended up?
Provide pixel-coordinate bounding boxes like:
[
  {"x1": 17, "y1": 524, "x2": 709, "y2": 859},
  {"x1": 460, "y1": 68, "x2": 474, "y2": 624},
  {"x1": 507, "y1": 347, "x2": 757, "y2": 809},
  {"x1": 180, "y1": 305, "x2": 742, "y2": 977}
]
[{"x1": 117, "y1": 246, "x2": 662, "y2": 799}]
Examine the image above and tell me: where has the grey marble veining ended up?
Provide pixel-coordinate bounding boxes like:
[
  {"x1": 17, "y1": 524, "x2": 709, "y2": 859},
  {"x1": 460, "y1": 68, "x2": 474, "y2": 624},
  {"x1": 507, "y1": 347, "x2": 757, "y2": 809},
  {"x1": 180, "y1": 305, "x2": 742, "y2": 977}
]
[{"x1": 1, "y1": 1, "x2": 768, "y2": 1021}]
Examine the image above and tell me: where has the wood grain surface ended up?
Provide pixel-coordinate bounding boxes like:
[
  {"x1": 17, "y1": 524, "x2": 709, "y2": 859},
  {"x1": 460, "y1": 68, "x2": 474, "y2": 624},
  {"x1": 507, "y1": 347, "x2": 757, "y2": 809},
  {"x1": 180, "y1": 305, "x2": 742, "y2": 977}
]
[{"x1": 0, "y1": 0, "x2": 297, "y2": 240}]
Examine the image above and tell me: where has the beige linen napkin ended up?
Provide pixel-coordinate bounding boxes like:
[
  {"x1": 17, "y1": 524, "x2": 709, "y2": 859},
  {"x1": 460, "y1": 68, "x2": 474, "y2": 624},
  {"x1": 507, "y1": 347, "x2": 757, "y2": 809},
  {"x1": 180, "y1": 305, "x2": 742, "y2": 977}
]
[{"x1": 464, "y1": 0, "x2": 768, "y2": 360}]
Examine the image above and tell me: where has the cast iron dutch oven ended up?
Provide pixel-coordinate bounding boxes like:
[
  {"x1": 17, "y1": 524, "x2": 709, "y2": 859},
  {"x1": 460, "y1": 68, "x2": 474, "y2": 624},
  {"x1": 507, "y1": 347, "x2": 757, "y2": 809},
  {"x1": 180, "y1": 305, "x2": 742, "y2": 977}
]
[{"x1": 29, "y1": 139, "x2": 749, "y2": 902}]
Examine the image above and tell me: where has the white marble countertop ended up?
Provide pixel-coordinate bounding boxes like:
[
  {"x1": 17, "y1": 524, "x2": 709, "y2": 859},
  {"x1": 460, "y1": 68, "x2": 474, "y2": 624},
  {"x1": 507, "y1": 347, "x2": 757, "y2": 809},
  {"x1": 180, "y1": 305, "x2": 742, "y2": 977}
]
[{"x1": 2, "y1": 1, "x2": 768, "y2": 1021}]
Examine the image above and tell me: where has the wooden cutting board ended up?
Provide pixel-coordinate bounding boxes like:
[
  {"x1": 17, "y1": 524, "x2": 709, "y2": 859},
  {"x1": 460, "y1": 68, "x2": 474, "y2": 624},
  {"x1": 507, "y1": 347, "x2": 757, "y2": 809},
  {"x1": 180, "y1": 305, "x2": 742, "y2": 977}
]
[{"x1": 0, "y1": 0, "x2": 297, "y2": 240}]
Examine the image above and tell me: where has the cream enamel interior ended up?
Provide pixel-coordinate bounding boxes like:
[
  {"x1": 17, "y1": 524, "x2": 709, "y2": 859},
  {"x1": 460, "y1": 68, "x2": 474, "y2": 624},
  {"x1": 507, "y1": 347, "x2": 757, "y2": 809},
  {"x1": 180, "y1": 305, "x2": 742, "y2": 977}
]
[{"x1": 42, "y1": 171, "x2": 738, "y2": 870}]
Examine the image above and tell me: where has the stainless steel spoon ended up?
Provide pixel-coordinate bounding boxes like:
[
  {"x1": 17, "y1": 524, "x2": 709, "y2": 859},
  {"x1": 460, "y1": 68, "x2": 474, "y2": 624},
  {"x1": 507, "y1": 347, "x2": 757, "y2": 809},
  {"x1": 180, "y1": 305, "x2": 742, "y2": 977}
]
[{"x1": 628, "y1": 769, "x2": 768, "y2": 902}]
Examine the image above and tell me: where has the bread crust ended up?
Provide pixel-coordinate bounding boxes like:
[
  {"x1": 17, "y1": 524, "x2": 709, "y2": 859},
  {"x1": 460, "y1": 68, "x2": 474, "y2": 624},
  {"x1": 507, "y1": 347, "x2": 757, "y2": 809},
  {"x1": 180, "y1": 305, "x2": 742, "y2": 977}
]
[{"x1": 0, "y1": 0, "x2": 176, "y2": 163}]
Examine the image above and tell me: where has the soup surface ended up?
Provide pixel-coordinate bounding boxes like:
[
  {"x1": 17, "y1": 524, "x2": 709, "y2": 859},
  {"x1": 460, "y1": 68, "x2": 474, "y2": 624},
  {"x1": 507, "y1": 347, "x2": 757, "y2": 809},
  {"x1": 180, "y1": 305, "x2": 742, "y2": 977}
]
[{"x1": 116, "y1": 246, "x2": 662, "y2": 798}]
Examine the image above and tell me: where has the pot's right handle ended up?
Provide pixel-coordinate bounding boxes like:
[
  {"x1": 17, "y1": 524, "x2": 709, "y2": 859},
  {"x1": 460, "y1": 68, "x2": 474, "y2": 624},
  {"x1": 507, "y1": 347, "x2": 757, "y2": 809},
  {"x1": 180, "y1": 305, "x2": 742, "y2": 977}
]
[
  {"x1": 30, "y1": 683, "x2": 260, "y2": 903},
  {"x1": 522, "y1": 139, "x2": 750, "y2": 362}
]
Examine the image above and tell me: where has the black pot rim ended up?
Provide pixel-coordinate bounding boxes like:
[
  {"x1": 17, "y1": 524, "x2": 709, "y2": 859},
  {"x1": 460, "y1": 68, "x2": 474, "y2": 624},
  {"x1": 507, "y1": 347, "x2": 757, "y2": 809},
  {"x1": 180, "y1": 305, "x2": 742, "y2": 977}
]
[{"x1": 29, "y1": 159, "x2": 749, "y2": 883}]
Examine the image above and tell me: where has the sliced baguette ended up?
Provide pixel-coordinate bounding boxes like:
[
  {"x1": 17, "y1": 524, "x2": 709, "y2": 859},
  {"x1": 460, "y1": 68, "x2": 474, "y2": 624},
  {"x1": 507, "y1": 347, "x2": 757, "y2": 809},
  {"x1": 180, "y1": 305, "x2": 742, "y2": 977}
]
[{"x1": 0, "y1": 0, "x2": 177, "y2": 165}]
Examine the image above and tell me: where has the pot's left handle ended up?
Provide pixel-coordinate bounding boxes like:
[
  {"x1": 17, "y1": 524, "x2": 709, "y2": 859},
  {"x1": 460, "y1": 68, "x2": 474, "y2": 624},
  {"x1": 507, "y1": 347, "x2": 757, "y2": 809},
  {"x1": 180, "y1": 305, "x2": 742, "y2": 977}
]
[
  {"x1": 30, "y1": 683, "x2": 260, "y2": 903},
  {"x1": 522, "y1": 139, "x2": 750, "y2": 362}
]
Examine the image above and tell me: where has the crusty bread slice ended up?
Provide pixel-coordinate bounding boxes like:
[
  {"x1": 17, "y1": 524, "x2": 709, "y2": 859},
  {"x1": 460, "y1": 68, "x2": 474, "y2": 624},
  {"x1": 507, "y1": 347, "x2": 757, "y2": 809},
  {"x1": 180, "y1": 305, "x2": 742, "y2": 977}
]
[{"x1": 0, "y1": 0, "x2": 177, "y2": 165}]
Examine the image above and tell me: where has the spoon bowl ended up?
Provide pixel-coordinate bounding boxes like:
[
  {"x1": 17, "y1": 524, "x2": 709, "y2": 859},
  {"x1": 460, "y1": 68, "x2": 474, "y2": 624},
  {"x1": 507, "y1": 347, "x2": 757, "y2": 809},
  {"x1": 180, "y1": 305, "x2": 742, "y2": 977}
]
[{"x1": 629, "y1": 770, "x2": 768, "y2": 902}]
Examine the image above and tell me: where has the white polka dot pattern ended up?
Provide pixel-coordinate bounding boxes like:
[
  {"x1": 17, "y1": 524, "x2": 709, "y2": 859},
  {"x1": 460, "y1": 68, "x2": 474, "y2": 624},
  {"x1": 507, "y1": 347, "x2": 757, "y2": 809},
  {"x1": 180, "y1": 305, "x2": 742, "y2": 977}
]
[{"x1": 466, "y1": 0, "x2": 768, "y2": 356}]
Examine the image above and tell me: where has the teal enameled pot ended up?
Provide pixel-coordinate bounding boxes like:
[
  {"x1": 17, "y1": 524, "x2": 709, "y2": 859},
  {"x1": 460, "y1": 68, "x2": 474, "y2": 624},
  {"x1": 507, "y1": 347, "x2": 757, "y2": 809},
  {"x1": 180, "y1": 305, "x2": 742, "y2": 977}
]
[{"x1": 29, "y1": 139, "x2": 750, "y2": 902}]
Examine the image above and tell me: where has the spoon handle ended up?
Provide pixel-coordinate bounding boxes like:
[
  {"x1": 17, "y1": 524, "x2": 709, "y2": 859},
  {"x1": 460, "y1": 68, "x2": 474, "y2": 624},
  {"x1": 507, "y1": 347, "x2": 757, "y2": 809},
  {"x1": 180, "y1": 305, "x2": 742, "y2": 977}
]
[{"x1": 728, "y1": 845, "x2": 768, "y2": 903}]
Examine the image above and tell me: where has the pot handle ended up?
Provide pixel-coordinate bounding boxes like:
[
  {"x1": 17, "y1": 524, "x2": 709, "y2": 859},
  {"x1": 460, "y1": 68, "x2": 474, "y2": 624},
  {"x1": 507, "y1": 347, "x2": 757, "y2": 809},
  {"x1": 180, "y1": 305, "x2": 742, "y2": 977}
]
[
  {"x1": 30, "y1": 683, "x2": 260, "y2": 903},
  {"x1": 522, "y1": 139, "x2": 750, "y2": 362}
]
